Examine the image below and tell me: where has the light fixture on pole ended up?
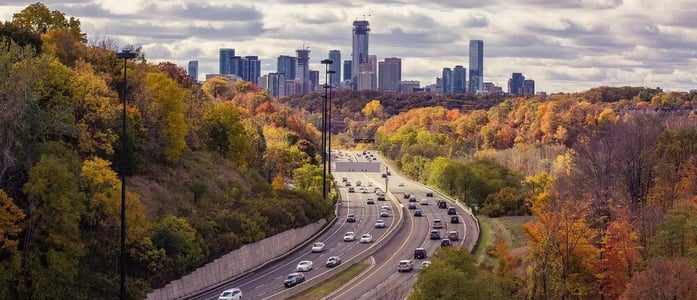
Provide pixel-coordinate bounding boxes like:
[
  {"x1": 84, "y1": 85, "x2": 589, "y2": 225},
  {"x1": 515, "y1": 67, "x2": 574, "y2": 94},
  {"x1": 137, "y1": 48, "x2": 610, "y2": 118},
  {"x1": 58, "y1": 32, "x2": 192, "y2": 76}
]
[
  {"x1": 116, "y1": 47, "x2": 136, "y2": 300},
  {"x1": 326, "y1": 70, "x2": 336, "y2": 175}
]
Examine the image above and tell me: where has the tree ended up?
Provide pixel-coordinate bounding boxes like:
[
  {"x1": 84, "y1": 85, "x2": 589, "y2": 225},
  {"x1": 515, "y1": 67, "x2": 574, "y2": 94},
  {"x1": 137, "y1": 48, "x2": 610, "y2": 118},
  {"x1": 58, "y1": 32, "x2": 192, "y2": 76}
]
[
  {"x1": 362, "y1": 99, "x2": 383, "y2": 119},
  {"x1": 0, "y1": 189, "x2": 24, "y2": 252},
  {"x1": 20, "y1": 155, "x2": 85, "y2": 299},
  {"x1": 621, "y1": 257, "x2": 697, "y2": 300},
  {"x1": 12, "y1": 3, "x2": 85, "y2": 42},
  {"x1": 0, "y1": 21, "x2": 42, "y2": 51},
  {"x1": 140, "y1": 72, "x2": 188, "y2": 162},
  {"x1": 292, "y1": 164, "x2": 324, "y2": 196},
  {"x1": 203, "y1": 102, "x2": 250, "y2": 166},
  {"x1": 598, "y1": 212, "x2": 642, "y2": 299}
]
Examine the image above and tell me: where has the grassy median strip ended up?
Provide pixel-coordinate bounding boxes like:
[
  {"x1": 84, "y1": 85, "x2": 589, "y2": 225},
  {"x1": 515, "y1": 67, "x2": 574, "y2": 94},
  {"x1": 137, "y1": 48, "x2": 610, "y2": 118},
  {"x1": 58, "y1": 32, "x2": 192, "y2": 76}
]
[{"x1": 287, "y1": 262, "x2": 370, "y2": 299}]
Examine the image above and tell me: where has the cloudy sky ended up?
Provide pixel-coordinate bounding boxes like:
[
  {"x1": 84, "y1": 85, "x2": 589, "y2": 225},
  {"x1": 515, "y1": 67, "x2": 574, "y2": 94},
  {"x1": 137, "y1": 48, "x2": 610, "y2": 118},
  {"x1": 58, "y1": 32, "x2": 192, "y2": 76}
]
[{"x1": 1, "y1": 0, "x2": 696, "y2": 93}]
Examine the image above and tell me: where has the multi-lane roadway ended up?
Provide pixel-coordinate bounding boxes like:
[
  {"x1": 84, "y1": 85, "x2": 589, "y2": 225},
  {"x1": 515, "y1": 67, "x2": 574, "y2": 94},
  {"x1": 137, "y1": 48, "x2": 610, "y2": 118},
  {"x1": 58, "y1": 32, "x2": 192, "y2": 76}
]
[{"x1": 193, "y1": 150, "x2": 479, "y2": 300}]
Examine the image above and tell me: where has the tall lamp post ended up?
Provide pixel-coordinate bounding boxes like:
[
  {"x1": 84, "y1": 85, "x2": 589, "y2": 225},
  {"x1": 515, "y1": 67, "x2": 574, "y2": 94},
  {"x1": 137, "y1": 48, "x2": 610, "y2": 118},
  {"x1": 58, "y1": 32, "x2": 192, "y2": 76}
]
[
  {"x1": 117, "y1": 48, "x2": 136, "y2": 300},
  {"x1": 320, "y1": 59, "x2": 332, "y2": 201},
  {"x1": 326, "y1": 70, "x2": 335, "y2": 175}
]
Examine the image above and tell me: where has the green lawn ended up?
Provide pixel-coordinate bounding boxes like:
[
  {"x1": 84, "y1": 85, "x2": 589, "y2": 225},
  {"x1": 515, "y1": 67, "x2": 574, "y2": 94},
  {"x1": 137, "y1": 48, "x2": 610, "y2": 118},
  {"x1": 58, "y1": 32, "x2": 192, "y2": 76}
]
[
  {"x1": 287, "y1": 261, "x2": 370, "y2": 299},
  {"x1": 474, "y1": 215, "x2": 535, "y2": 268}
]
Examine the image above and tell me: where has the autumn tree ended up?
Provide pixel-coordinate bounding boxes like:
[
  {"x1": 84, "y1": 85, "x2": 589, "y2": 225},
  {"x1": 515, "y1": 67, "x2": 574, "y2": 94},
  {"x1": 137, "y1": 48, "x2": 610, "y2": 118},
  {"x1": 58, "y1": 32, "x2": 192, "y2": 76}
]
[
  {"x1": 139, "y1": 72, "x2": 188, "y2": 162},
  {"x1": 598, "y1": 212, "x2": 642, "y2": 299},
  {"x1": 11, "y1": 2, "x2": 85, "y2": 42},
  {"x1": 621, "y1": 257, "x2": 697, "y2": 300},
  {"x1": 203, "y1": 102, "x2": 250, "y2": 166},
  {"x1": 362, "y1": 99, "x2": 384, "y2": 119}
]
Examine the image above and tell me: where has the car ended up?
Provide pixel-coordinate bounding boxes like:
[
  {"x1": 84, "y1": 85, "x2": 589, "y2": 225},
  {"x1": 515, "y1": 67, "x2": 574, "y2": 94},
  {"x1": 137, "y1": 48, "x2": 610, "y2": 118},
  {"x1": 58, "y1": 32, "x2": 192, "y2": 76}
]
[
  {"x1": 450, "y1": 215, "x2": 460, "y2": 224},
  {"x1": 326, "y1": 256, "x2": 342, "y2": 268},
  {"x1": 347, "y1": 214, "x2": 356, "y2": 222},
  {"x1": 348, "y1": 187, "x2": 355, "y2": 193},
  {"x1": 408, "y1": 203, "x2": 417, "y2": 209},
  {"x1": 356, "y1": 181, "x2": 362, "y2": 186},
  {"x1": 381, "y1": 205, "x2": 391, "y2": 211},
  {"x1": 296, "y1": 260, "x2": 313, "y2": 272},
  {"x1": 447, "y1": 207, "x2": 457, "y2": 215},
  {"x1": 426, "y1": 192, "x2": 434, "y2": 197},
  {"x1": 420, "y1": 199, "x2": 428, "y2": 205},
  {"x1": 342, "y1": 177, "x2": 348, "y2": 182},
  {"x1": 398, "y1": 259, "x2": 414, "y2": 272},
  {"x1": 409, "y1": 196, "x2": 417, "y2": 202},
  {"x1": 367, "y1": 198, "x2": 375, "y2": 204},
  {"x1": 432, "y1": 219, "x2": 443, "y2": 229},
  {"x1": 437, "y1": 199, "x2": 447, "y2": 209},
  {"x1": 414, "y1": 209, "x2": 423, "y2": 217},
  {"x1": 360, "y1": 233, "x2": 373, "y2": 243},
  {"x1": 374, "y1": 187, "x2": 382, "y2": 193},
  {"x1": 362, "y1": 188, "x2": 370, "y2": 194},
  {"x1": 367, "y1": 182, "x2": 373, "y2": 187},
  {"x1": 398, "y1": 182, "x2": 405, "y2": 187},
  {"x1": 441, "y1": 239, "x2": 451, "y2": 247},
  {"x1": 448, "y1": 231, "x2": 460, "y2": 241},
  {"x1": 381, "y1": 173, "x2": 387, "y2": 178},
  {"x1": 311, "y1": 242, "x2": 326, "y2": 252},
  {"x1": 420, "y1": 261, "x2": 432, "y2": 268},
  {"x1": 377, "y1": 195, "x2": 386, "y2": 201},
  {"x1": 345, "y1": 182, "x2": 352, "y2": 187},
  {"x1": 430, "y1": 230, "x2": 441, "y2": 240},
  {"x1": 284, "y1": 272, "x2": 305, "y2": 288},
  {"x1": 414, "y1": 248, "x2": 427, "y2": 259},
  {"x1": 380, "y1": 210, "x2": 390, "y2": 217},
  {"x1": 374, "y1": 219, "x2": 386, "y2": 228},
  {"x1": 344, "y1": 231, "x2": 356, "y2": 242},
  {"x1": 404, "y1": 193, "x2": 411, "y2": 199},
  {"x1": 218, "y1": 288, "x2": 242, "y2": 300}
]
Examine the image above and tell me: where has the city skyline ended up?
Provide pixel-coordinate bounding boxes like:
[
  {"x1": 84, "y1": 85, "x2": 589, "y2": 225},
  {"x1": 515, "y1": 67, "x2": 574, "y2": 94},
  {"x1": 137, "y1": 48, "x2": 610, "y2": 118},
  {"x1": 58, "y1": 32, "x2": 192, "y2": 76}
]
[{"x1": 2, "y1": 1, "x2": 695, "y2": 92}]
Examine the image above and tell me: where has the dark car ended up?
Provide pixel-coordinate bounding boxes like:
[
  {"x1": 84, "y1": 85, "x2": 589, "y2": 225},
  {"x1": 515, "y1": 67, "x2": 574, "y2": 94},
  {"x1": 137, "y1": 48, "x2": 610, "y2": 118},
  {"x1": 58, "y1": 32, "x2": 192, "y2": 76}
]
[
  {"x1": 414, "y1": 248, "x2": 427, "y2": 259},
  {"x1": 437, "y1": 200, "x2": 447, "y2": 209},
  {"x1": 430, "y1": 230, "x2": 441, "y2": 240},
  {"x1": 284, "y1": 272, "x2": 306, "y2": 288},
  {"x1": 447, "y1": 207, "x2": 457, "y2": 215},
  {"x1": 367, "y1": 198, "x2": 375, "y2": 204},
  {"x1": 347, "y1": 214, "x2": 356, "y2": 223},
  {"x1": 441, "y1": 239, "x2": 451, "y2": 247},
  {"x1": 408, "y1": 203, "x2": 417, "y2": 209},
  {"x1": 450, "y1": 215, "x2": 460, "y2": 224},
  {"x1": 414, "y1": 209, "x2": 423, "y2": 217},
  {"x1": 426, "y1": 192, "x2": 433, "y2": 197},
  {"x1": 326, "y1": 256, "x2": 342, "y2": 268},
  {"x1": 404, "y1": 193, "x2": 411, "y2": 199},
  {"x1": 381, "y1": 173, "x2": 387, "y2": 178},
  {"x1": 377, "y1": 194, "x2": 386, "y2": 201}
]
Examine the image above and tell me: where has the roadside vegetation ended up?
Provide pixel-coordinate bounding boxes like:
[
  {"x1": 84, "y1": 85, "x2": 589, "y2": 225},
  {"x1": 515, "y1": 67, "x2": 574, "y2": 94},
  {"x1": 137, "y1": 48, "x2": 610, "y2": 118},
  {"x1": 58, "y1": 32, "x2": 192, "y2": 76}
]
[{"x1": 287, "y1": 261, "x2": 370, "y2": 300}]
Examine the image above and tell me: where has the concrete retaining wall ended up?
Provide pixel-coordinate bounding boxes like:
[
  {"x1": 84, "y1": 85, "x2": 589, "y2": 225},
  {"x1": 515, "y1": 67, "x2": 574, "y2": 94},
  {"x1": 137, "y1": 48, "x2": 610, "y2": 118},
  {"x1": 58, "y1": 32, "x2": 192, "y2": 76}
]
[{"x1": 146, "y1": 219, "x2": 327, "y2": 300}]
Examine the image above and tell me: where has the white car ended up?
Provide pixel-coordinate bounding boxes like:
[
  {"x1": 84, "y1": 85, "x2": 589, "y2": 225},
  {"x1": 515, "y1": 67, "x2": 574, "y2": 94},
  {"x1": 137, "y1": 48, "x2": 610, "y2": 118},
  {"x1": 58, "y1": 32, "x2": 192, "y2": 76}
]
[
  {"x1": 420, "y1": 199, "x2": 428, "y2": 205},
  {"x1": 398, "y1": 182, "x2": 405, "y2": 187},
  {"x1": 374, "y1": 219, "x2": 386, "y2": 228},
  {"x1": 311, "y1": 242, "x2": 326, "y2": 252},
  {"x1": 344, "y1": 231, "x2": 356, "y2": 242},
  {"x1": 381, "y1": 205, "x2": 391, "y2": 211},
  {"x1": 380, "y1": 210, "x2": 389, "y2": 217},
  {"x1": 218, "y1": 288, "x2": 242, "y2": 300},
  {"x1": 296, "y1": 260, "x2": 313, "y2": 272},
  {"x1": 360, "y1": 233, "x2": 373, "y2": 243}
]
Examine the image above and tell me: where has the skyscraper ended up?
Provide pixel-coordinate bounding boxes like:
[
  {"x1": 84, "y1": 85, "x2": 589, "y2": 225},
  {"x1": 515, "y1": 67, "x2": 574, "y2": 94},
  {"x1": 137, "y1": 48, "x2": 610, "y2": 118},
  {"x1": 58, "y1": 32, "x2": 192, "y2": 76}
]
[
  {"x1": 219, "y1": 48, "x2": 235, "y2": 75},
  {"x1": 242, "y1": 56, "x2": 261, "y2": 84},
  {"x1": 277, "y1": 55, "x2": 296, "y2": 80},
  {"x1": 343, "y1": 60, "x2": 352, "y2": 81},
  {"x1": 296, "y1": 48, "x2": 311, "y2": 94},
  {"x1": 267, "y1": 73, "x2": 286, "y2": 97},
  {"x1": 309, "y1": 70, "x2": 319, "y2": 91},
  {"x1": 379, "y1": 57, "x2": 401, "y2": 93},
  {"x1": 352, "y1": 20, "x2": 370, "y2": 91},
  {"x1": 508, "y1": 73, "x2": 525, "y2": 95},
  {"x1": 187, "y1": 60, "x2": 198, "y2": 82},
  {"x1": 469, "y1": 40, "x2": 484, "y2": 94},
  {"x1": 328, "y1": 50, "x2": 341, "y2": 88},
  {"x1": 523, "y1": 79, "x2": 535, "y2": 95},
  {"x1": 453, "y1": 65, "x2": 466, "y2": 94},
  {"x1": 442, "y1": 68, "x2": 453, "y2": 94}
]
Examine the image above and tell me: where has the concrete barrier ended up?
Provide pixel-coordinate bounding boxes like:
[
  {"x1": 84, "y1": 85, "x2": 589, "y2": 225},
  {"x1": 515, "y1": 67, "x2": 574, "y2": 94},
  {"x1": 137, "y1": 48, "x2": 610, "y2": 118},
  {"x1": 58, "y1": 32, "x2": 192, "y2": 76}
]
[{"x1": 146, "y1": 219, "x2": 327, "y2": 300}]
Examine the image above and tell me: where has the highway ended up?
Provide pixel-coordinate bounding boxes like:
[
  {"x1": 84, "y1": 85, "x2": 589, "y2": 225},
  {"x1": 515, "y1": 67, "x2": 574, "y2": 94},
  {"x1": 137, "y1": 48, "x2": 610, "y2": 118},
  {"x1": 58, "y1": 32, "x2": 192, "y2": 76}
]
[{"x1": 193, "y1": 150, "x2": 479, "y2": 300}]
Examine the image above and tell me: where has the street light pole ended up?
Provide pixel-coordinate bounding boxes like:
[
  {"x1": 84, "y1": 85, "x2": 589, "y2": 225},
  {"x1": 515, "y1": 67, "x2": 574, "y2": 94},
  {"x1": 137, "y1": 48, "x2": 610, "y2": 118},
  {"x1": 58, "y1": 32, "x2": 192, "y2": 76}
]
[
  {"x1": 321, "y1": 59, "x2": 332, "y2": 201},
  {"x1": 327, "y1": 70, "x2": 335, "y2": 175},
  {"x1": 116, "y1": 48, "x2": 136, "y2": 300}
]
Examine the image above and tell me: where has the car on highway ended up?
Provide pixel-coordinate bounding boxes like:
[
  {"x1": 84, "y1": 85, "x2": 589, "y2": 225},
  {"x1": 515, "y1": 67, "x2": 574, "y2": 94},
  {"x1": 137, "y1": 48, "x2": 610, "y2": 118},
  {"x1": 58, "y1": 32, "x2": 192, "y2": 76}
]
[
  {"x1": 218, "y1": 288, "x2": 242, "y2": 300},
  {"x1": 296, "y1": 260, "x2": 313, "y2": 272},
  {"x1": 414, "y1": 248, "x2": 427, "y2": 259},
  {"x1": 414, "y1": 209, "x2": 423, "y2": 217},
  {"x1": 409, "y1": 196, "x2": 417, "y2": 202},
  {"x1": 367, "y1": 198, "x2": 375, "y2": 204},
  {"x1": 398, "y1": 260, "x2": 414, "y2": 272},
  {"x1": 381, "y1": 173, "x2": 387, "y2": 178},
  {"x1": 367, "y1": 182, "x2": 373, "y2": 187},
  {"x1": 342, "y1": 177, "x2": 348, "y2": 182},
  {"x1": 381, "y1": 205, "x2": 391, "y2": 211},
  {"x1": 356, "y1": 181, "x2": 362, "y2": 186},
  {"x1": 377, "y1": 194, "x2": 386, "y2": 201},
  {"x1": 420, "y1": 199, "x2": 428, "y2": 205},
  {"x1": 347, "y1": 214, "x2": 356, "y2": 222},
  {"x1": 380, "y1": 210, "x2": 390, "y2": 217},
  {"x1": 441, "y1": 239, "x2": 451, "y2": 247},
  {"x1": 451, "y1": 215, "x2": 460, "y2": 224},
  {"x1": 326, "y1": 256, "x2": 342, "y2": 268},
  {"x1": 432, "y1": 219, "x2": 444, "y2": 229},
  {"x1": 447, "y1": 206, "x2": 457, "y2": 215},
  {"x1": 437, "y1": 199, "x2": 447, "y2": 209},
  {"x1": 448, "y1": 231, "x2": 460, "y2": 241},
  {"x1": 398, "y1": 182, "x2": 405, "y2": 187},
  {"x1": 430, "y1": 230, "x2": 441, "y2": 240},
  {"x1": 348, "y1": 187, "x2": 355, "y2": 193},
  {"x1": 408, "y1": 203, "x2": 417, "y2": 209},
  {"x1": 361, "y1": 188, "x2": 369, "y2": 194},
  {"x1": 426, "y1": 192, "x2": 434, "y2": 197},
  {"x1": 420, "y1": 261, "x2": 432, "y2": 268},
  {"x1": 345, "y1": 182, "x2": 352, "y2": 187},
  {"x1": 311, "y1": 242, "x2": 326, "y2": 252},
  {"x1": 374, "y1": 187, "x2": 382, "y2": 193},
  {"x1": 284, "y1": 272, "x2": 305, "y2": 288},
  {"x1": 344, "y1": 231, "x2": 356, "y2": 242},
  {"x1": 404, "y1": 193, "x2": 411, "y2": 199},
  {"x1": 360, "y1": 233, "x2": 373, "y2": 243},
  {"x1": 374, "y1": 219, "x2": 386, "y2": 228}
]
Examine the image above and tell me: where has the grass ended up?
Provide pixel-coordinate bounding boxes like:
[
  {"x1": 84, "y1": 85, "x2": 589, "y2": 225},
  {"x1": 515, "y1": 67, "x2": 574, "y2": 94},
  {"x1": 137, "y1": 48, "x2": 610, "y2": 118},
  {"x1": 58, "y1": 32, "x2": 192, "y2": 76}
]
[
  {"x1": 474, "y1": 216, "x2": 535, "y2": 270},
  {"x1": 287, "y1": 261, "x2": 370, "y2": 299},
  {"x1": 474, "y1": 216, "x2": 496, "y2": 266}
]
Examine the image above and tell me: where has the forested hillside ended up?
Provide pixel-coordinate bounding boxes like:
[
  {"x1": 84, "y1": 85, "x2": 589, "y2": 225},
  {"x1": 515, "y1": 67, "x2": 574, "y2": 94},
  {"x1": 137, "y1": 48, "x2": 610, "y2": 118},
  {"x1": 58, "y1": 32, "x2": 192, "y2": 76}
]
[{"x1": 0, "y1": 4, "x2": 333, "y2": 299}]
